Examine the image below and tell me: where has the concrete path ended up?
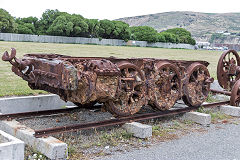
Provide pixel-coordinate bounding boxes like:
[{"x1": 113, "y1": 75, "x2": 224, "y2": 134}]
[{"x1": 100, "y1": 123, "x2": 240, "y2": 160}]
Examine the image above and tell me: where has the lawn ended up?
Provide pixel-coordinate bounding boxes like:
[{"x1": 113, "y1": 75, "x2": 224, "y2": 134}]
[{"x1": 0, "y1": 41, "x2": 222, "y2": 97}]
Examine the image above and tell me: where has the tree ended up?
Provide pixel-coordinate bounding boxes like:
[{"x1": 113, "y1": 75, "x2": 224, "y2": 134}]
[
  {"x1": 165, "y1": 28, "x2": 192, "y2": 37},
  {"x1": 159, "y1": 32, "x2": 179, "y2": 43},
  {"x1": 17, "y1": 23, "x2": 35, "y2": 34},
  {"x1": 46, "y1": 15, "x2": 73, "y2": 36},
  {"x1": 86, "y1": 19, "x2": 100, "y2": 38},
  {"x1": 0, "y1": 8, "x2": 17, "y2": 33},
  {"x1": 163, "y1": 28, "x2": 196, "y2": 45},
  {"x1": 37, "y1": 9, "x2": 62, "y2": 34},
  {"x1": 16, "y1": 16, "x2": 38, "y2": 25},
  {"x1": 98, "y1": 20, "x2": 131, "y2": 40},
  {"x1": 99, "y1": 20, "x2": 115, "y2": 39},
  {"x1": 15, "y1": 17, "x2": 38, "y2": 34},
  {"x1": 186, "y1": 36, "x2": 196, "y2": 45},
  {"x1": 46, "y1": 13, "x2": 88, "y2": 37},
  {"x1": 157, "y1": 33, "x2": 166, "y2": 42},
  {"x1": 112, "y1": 21, "x2": 130, "y2": 41},
  {"x1": 130, "y1": 26, "x2": 158, "y2": 43},
  {"x1": 2, "y1": 8, "x2": 197, "y2": 45},
  {"x1": 68, "y1": 14, "x2": 88, "y2": 37}
]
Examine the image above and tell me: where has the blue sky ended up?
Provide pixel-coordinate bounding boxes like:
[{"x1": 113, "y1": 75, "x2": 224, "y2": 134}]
[{"x1": 1, "y1": 0, "x2": 240, "y2": 19}]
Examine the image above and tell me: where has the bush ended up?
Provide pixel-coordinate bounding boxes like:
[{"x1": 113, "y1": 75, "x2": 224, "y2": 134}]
[
  {"x1": 157, "y1": 33, "x2": 166, "y2": 42},
  {"x1": 160, "y1": 28, "x2": 196, "y2": 45},
  {"x1": 159, "y1": 32, "x2": 178, "y2": 43},
  {"x1": 130, "y1": 26, "x2": 158, "y2": 43}
]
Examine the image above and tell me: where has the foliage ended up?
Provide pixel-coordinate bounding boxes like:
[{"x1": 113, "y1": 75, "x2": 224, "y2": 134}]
[
  {"x1": 99, "y1": 19, "x2": 115, "y2": 39},
  {"x1": 46, "y1": 15, "x2": 74, "y2": 36},
  {"x1": 162, "y1": 28, "x2": 196, "y2": 45},
  {"x1": 0, "y1": 8, "x2": 17, "y2": 33},
  {"x1": 17, "y1": 23, "x2": 35, "y2": 34},
  {"x1": 68, "y1": 14, "x2": 88, "y2": 37},
  {"x1": 16, "y1": 16, "x2": 38, "y2": 25},
  {"x1": 85, "y1": 19, "x2": 100, "y2": 38},
  {"x1": 164, "y1": 28, "x2": 191, "y2": 37},
  {"x1": 158, "y1": 32, "x2": 179, "y2": 43},
  {"x1": 112, "y1": 21, "x2": 130, "y2": 41},
  {"x1": 46, "y1": 12, "x2": 88, "y2": 37},
  {"x1": 130, "y1": 26, "x2": 158, "y2": 43},
  {"x1": 157, "y1": 33, "x2": 166, "y2": 42},
  {"x1": 37, "y1": 9, "x2": 62, "y2": 35},
  {"x1": 0, "y1": 8, "x2": 196, "y2": 44},
  {"x1": 98, "y1": 20, "x2": 130, "y2": 41},
  {"x1": 15, "y1": 17, "x2": 38, "y2": 34},
  {"x1": 130, "y1": 26, "x2": 195, "y2": 45}
]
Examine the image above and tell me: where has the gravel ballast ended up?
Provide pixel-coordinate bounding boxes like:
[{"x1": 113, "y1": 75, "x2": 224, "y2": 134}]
[{"x1": 15, "y1": 101, "x2": 238, "y2": 159}]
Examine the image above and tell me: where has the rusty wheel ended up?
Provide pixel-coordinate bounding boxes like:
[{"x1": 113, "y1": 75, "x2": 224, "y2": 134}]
[
  {"x1": 183, "y1": 63, "x2": 211, "y2": 107},
  {"x1": 230, "y1": 79, "x2": 240, "y2": 106},
  {"x1": 217, "y1": 50, "x2": 240, "y2": 90},
  {"x1": 151, "y1": 61, "x2": 181, "y2": 110},
  {"x1": 105, "y1": 62, "x2": 145, "y2": 117}
]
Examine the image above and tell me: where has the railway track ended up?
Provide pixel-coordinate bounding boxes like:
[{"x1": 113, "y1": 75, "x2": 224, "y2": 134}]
[
  {"x1": 0, "y1": 107, "x2": 79, "y2": 121},
  {"x1": 0, "y1": 100, "x2": 230, "y2": 138},
  {"x1": 29, "y1": 101, "x2": 228, "y2": 138}
]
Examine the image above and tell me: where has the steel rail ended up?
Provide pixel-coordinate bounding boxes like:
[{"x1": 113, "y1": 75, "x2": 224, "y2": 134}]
[
  {"x1": 210, "y1": 89, "x2": 231, "y2": 96},
  {"x1": 0, "y1": 107, "x2": 79, "y2": 120},
  {"x1": 34, "y1": 100, "x2": 230, "y2": 138}
]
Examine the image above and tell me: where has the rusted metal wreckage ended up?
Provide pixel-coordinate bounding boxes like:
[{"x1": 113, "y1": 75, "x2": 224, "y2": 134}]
[
  {"x1": 3, "y1": 48, "x2": 240, "y2": 117},
  {"x1": 216, "y1": 50, "x2": 240, "y2": 106}
]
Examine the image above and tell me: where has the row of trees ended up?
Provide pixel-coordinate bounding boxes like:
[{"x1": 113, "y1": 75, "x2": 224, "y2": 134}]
[
  {"x1": 0, "y1": 8, "x2": 196, "y2": 45},
  {"x1": 130, "y1": 26, "x2": 196, "y2": 45}
]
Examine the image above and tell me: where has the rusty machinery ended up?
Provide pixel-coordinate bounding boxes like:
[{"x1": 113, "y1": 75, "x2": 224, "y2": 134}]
[
  {"x1": 1, "y1": 48, "x2": 221, "y2": 117},
  {"x1": 216, "y1": 50, "x2": 240, "y2": 106}
]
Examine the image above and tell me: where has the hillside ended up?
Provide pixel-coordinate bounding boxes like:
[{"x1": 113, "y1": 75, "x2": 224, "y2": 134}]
[{"x1": 117, "y1": 11, "x2": 240, "y2": 43}]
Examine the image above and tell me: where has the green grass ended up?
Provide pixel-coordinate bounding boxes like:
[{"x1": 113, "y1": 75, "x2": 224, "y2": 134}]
[
  {"x1": 197, "y1": 106, "x2": 231, "y2": 123},
  {"x1": 0, "y1": 41, "x2": 222, "y2": 97},
  {"x1": 206, "y1": 93, "x2": 215, "y2": 103}
]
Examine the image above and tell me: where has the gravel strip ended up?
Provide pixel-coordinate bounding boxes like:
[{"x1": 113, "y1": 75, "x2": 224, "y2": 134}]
[
  {"x1": 18, "y1": 102, "x2": 182, "y2": 131},
  {"x1": 18, "y1": 107, "x2": 115, "y2": 130}
]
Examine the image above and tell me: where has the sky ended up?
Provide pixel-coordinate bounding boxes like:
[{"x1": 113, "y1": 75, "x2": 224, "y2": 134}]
[{"x1": 1, "y1": 0, "x2": 240, "y2": 20}]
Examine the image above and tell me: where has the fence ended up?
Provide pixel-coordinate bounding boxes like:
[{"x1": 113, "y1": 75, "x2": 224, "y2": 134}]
[{"x1": 0, "y1": 33, "x2": 195, "y2": 50}]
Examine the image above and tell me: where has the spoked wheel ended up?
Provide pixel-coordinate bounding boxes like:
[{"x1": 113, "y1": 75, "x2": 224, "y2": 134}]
[
  {"x1": 183, "y1": 63, "x2": 212, "y2": 107},
  {"x1": 217, "y1": 50, "x2": 240, "y2": 90},
  {"x1": 150, "y1": 61, "x2": 181, "y2": 110},
  {"x1": 105, "y1": 62, "x2": 146, "y2": 117},
  {"x1": 230, "y1": 79, "x2": 240, "y2": 106}
]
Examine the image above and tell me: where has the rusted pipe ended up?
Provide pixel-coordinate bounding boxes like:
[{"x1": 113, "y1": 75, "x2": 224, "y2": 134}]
[{"x1": 210, "y1": 89, "x2": 231, "y2": 96}]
